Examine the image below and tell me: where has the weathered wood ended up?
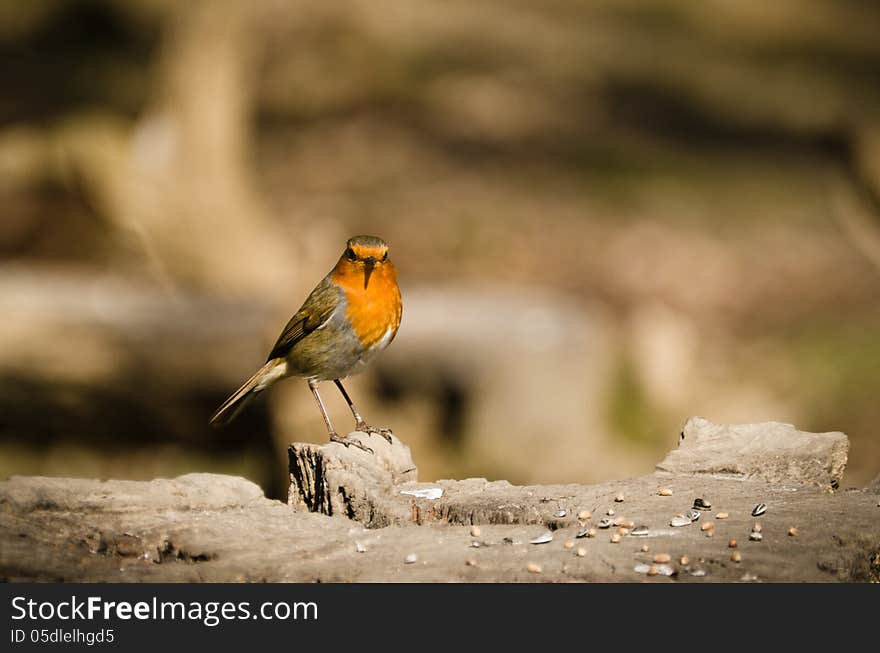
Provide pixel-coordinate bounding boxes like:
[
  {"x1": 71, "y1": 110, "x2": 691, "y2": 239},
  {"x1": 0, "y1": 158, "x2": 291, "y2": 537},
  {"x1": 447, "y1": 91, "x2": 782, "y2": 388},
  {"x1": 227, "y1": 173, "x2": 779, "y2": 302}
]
[{"x1": 2, "y1": 420, "x2": 878, "y2": 582}]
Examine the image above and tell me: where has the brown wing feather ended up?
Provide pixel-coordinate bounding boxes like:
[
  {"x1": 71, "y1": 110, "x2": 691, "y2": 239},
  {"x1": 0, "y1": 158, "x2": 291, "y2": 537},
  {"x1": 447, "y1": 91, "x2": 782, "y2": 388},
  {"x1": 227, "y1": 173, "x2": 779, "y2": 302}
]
[{"x1": 266, "y1": 276, "x2": 342, "y2": 361}]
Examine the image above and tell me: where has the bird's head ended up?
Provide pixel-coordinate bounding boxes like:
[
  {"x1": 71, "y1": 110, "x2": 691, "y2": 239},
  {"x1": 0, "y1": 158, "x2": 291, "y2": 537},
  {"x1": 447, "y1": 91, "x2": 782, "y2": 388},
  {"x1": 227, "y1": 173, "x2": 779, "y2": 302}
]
[{"x1": 334, "y1": 235, "x2": 394, "y2": 289}]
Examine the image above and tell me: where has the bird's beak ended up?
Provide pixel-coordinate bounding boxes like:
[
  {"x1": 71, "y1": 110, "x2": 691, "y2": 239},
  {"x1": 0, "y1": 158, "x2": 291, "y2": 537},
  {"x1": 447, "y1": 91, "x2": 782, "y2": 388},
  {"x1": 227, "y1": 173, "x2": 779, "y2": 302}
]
[{"x1": 363, "y1": 257, "x2": 377, "y2": 289}]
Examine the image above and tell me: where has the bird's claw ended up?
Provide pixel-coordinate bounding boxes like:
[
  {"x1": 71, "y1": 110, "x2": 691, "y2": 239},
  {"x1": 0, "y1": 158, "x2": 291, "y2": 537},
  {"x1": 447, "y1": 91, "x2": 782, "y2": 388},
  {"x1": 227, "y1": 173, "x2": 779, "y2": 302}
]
[
  {"x1": 355, "y1": 422, "x2": 394, "y2": 444},
  {"x1": 330, "y1": 432, "x2": 374, "y2": 454}
]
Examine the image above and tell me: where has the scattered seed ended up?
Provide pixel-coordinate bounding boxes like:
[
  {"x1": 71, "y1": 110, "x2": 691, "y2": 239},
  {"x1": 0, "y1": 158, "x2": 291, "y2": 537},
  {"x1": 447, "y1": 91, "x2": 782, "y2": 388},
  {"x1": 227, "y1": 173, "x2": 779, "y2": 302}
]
[
  {"x1": 554, "y1": 509, "x2": 567, "y2": 518},
  {"x1": 751, "y1": 503, "x2": 767, "y2": 517},
  {"x1": 690, "y1": 568, "x2": 707, "y2": 577},
  {"x1": 465, "y1": 558, "x2": 477, "y2": 567},
  {"x1": 530, "y1": 532, "x2": 553, "y2": 545},
  {"x1": 749, "y1": 531, "x2": 763, "y2": 542},
  {"x1": 578, "y1": 510, "x2": 592, "y2": 520},
  {"x1": 670, "y1": 515, "x2": 692, "y2": 527},
  {"x1": 715, "y1": 512, "x2": 729, "y2": 520},
  {"x1": 693, "y1": 498, "x2": 712, "y2": 511},
  {"x1": 728, "y1": 539, "x2": 738, "y2": 548},
  {"x1": 753, "y1": 522, "x2": 763, "y2": 533},
  {"x1": 700, "y1": 522, "x2": 715, "y2": 532},
  {"x1": 576, "y1": 547, "x2": 587, "y2": 557},
  {"x1": 731, "y1": 551, "x2": 742, "y2": 563},
  {"x1": 631, "y1": 525, "x2": 649, "y2": 537},
  {"x1": 653, "y1": 553, "x2": 671, "y2": 564},
  {"x1": 679, "y1": 555, "x2": 690, "y2": 566},
  {"x1": 527, "y1": 562, "x2": 542, "y2": 574},
  {"x1": 658, "y1": 488, "x2": 674, "y2": 496},
  {"x1": 469, "y1": 525, "x2": 481, "y2": 538},
  {"x1": 615, "y1": 493, "x2": 625, "y2": 502},
  {"x1": 355, "y1": 542, "x2": 367, "y2": 553},
  {"x1": 598, "y1": 518, "x2": 612, "y2": 529},
  {"x1": 788, "y1": 527, "x2": 799, "y2": 537},
  {"x1": 576, "y1": 523, "x2": 596, "y2": 538},
  {"x1": 564, "y1": 540, "x2": 575, "y2": 550},
  {"x1": 404, "y1": 553, "x2": 418, "y2": 564},
  {"x1": 641, "y1": 544, "x2": 650, "y2": 552},
  {"x1": 610, "y1": 533, "x2": 622, "y2": 543},
  {"x1": 606, "y1": 508, "x2": 616, "y2": 516},
  {"x1": 687, "y1": 509, "x2": 701, "y2": 522}
]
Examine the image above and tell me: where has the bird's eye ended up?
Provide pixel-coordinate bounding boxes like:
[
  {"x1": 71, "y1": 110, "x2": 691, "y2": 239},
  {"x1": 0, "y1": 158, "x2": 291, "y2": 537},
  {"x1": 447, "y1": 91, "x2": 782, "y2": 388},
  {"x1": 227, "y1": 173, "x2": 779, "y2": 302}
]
[
  {"x1": 345, "y1": 247, "x2": 357, "y2": 261},
  {"x1": 380, "y1": 251, "x2": 388, "y2": 262}
]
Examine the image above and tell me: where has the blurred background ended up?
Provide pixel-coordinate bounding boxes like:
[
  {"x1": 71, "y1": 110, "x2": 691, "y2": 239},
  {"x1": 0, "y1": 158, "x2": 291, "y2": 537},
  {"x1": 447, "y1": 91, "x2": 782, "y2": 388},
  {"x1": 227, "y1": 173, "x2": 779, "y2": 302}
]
[{"x1": 1, "y1": 0, "x2": 879, "y2": 500}]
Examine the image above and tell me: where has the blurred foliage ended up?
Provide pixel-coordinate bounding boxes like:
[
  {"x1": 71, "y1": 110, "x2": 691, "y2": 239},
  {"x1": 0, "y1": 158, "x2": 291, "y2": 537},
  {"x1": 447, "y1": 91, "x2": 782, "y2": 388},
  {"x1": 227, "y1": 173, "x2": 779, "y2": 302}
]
[{"x1": 1, "y1": 0, "x2": 879, "y2": 495}]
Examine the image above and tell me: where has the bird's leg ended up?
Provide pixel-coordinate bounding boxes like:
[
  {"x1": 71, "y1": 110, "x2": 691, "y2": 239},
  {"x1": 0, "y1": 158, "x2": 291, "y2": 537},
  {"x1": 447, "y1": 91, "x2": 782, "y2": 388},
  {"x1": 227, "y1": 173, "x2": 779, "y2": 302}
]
[
  {"x1": 333, "y1": 379, "x2": 394, "y2": 444},
  {"x1": 309, "y1": 379, "x2": 373, "y2": 454}
]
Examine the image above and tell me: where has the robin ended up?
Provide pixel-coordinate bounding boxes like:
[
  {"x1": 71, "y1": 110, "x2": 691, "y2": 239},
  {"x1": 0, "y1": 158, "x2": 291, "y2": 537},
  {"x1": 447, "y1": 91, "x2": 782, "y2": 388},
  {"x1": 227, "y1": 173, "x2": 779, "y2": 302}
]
[{"x1": 210, "y1": 235, "x2": 402, "y2": 452}]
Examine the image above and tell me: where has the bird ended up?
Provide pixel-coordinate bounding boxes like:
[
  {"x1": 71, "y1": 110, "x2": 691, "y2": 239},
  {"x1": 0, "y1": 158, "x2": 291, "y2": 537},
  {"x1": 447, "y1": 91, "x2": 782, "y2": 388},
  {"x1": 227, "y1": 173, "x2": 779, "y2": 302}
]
[{"x1": 210, "y1": 235, "x2": 402, "y2": 452}]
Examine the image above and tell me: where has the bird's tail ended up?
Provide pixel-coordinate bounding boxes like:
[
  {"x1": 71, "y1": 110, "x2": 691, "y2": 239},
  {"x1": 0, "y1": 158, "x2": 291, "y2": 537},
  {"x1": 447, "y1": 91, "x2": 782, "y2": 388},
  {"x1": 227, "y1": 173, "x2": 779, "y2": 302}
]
[{"x1": 210, "y1": 358, "x2": 288, "y2": 427}]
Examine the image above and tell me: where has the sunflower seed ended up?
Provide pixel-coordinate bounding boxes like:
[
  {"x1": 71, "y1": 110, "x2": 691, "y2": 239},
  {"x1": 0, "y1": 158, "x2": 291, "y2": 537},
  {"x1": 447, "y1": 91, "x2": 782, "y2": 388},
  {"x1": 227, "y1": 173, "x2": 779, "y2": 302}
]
[
  {"x1": 527, "y1": 562, "x2": 542, "y2": 574},
  {"x1": 679, "y1": 555, "x2": 690, "y2": 566},
  {"x1": 693, "y1": 497, "x2": 712, "y2": 511},
  {"x1": 469, "y1": 525, "x2": 481, "y2": 538},
  {"x1": 715, "y1": 512, "x2": 729, "y2": 520},
  {"x1": 749, "y1": 531, "x2": 763, "y2": 542},
  {"x1": 788, "y1": 527, "x2": 799, "y2": 537},
  {"x1": 728, "y1": 539, "x2": 738, "y2": 548},
  {"x1": 700, "y1": 522, "x2": 715, "y2": 532},
  {"x1": 670, "y1": 515, "x2": 692, "y2": 527},
  {"x1": 751, "y1": 503, "x2": 767, "y2": 517},
  {"x1": 576, "y1": 547, "x2": 587, "y2": 557},
  {"x1": 687, "y1": 509, "x2": 701, "y2": 522},
  {"x1": 578, "y1": 510, "x2": 592, "y2": 520},
  {"x1": 631, "y1": 525, "x2": 649, "y2": 537},
  {"x1": 640, "y1": 544, "x2": 650, "y2": 552},
  {"x1": 653, "y1": 553, "x2": 671, "y2": 564},
  {"x1": 564, "y1": 540, "x2": 575, "y2": 549},
  {"x1": 658, "y1": 488, "x2": 674, "y2": 496},
  {"x1": 400, "y1": 487, "x2": 443, "y2": 500},
  {"x1": 606, "y1": 508, "x2": 616, "y2": 516},
  {"x1": 610, "y1": 533, "x2": 622, "y2": 543},
  {"x1": 530, "y1": 532, "x2": 553, "y2": 545},
  {"x1": 647, "y1": 566, "x2": 659, "y2": 576},
  {"x1": 554, "y1": 509, "x2": 567, "y2": 518},
  {"x1": 598, "y1": 518, "x2": 613, "y2": 529},
  {"x1": 404, "y1": 553, "x2": 418, "y2": 564},
  {"x1": 730, "y1": 551, "x2": 742, "y2": 563},
  {"x1": 615, "y1": 493, "x2": 625, "y2": 502}
]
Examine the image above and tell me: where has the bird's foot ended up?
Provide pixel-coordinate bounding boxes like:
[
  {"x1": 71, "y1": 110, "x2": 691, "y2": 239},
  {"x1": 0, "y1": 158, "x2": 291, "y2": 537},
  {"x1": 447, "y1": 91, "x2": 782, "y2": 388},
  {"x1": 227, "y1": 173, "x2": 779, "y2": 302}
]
[
  {"x1": 355, "y1": 421, "x2": 394, "y2": 445},
  {"x1": 330, "y1": 432, "x2": 374, "y2": 454}
]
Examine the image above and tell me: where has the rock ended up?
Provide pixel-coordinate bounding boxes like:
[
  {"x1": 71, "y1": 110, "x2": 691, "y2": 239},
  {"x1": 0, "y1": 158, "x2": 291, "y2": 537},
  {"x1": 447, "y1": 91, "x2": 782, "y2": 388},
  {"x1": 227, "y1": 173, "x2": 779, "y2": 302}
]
[{"x1": 657, "y1": 417, "x2": 849, "y2": 488}]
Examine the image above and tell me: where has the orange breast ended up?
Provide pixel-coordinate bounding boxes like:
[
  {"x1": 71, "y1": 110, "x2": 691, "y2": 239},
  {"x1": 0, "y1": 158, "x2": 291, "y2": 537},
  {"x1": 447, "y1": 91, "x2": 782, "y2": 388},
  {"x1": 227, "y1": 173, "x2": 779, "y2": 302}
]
[{"x1": 331, "y1": 262, "x2": 402, "y2": 350}]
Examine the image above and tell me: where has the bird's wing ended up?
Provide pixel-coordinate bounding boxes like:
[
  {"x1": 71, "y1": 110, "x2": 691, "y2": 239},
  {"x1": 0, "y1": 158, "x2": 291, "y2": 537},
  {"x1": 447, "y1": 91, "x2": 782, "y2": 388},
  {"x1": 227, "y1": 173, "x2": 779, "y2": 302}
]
[{"x1": 266, "y1": 277, "x2": 343, "y2": 361}]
